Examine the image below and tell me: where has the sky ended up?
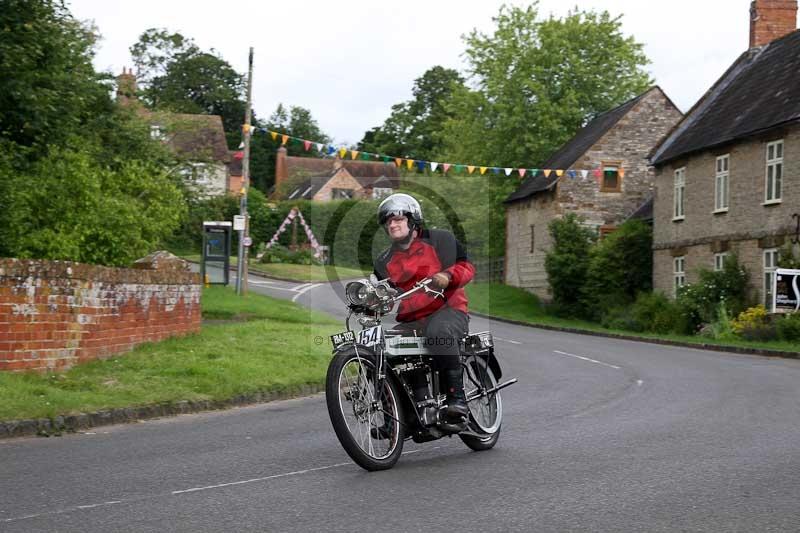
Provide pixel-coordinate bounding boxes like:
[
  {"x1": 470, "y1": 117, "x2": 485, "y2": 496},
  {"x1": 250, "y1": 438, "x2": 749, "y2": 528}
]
[{"x1": 68, "y1": 0, "x2": 757, "y2": 146}]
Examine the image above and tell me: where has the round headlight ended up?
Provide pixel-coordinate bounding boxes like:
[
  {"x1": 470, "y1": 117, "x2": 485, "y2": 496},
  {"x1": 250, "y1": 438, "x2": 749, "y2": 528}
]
[{"x1": 345, "y1": 281, "x2": 370, "y2": 307}]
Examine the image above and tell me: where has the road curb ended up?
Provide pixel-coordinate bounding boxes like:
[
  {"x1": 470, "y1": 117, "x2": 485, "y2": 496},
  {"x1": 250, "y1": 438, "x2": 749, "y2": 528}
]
[
  {"x1": 0, "y1": 383, "x2": 325, "y2": 440},
  {"x1": 471, "y1": 311, "x2": 800, "y2": 360},
  {"x1": 184, "y1": 258, "x2": 361, "y2": 285}
]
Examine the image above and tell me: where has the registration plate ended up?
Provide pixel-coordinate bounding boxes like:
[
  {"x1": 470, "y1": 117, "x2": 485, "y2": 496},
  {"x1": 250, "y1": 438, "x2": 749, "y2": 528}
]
[{"x1": 330, "y1": 326, "x2": 383, "y2": 350}]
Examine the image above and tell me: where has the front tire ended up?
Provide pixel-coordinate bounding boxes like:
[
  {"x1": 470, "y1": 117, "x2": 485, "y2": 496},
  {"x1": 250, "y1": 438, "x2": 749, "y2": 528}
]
[
  {"x1": 459, "y1": 354, "x2": 502, "y2": 451},
  {"x1": 325, "y1": 348, "x2": 405, "y2": 471}
]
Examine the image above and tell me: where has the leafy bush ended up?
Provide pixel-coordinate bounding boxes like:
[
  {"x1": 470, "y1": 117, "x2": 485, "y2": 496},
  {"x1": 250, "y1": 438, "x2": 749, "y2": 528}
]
[
  {"x1": 544, "y1": 213, "x2": 595, "y2": 318},
  {"x1": 776, "y1": 312, "x2": 800, "y2": 341},
  {"x1": 258, "y1": 244, "x2": 319, "y2": 265},
  {"x1": 731, "y1": 305, "x2": 776, "y2": 341},
  {"x1": 777, "y1": 244, "x2": 800, "y2": 269},
  {"x1": 600, "y1": 292, "x2": 687, "y2": 334},
  {"x1": 676, "y1": 255, "x2": 750, "y2": 333},
  {"x1": 584, "y1": 219, "x2": 652, "y2": 319}
]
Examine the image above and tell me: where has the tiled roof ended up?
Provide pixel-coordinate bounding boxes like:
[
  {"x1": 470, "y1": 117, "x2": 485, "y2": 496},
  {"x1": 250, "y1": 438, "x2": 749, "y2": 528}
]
[
  {"x1": 626, "y1": 197, "x2": 654, "y2": 223},
  {"x1": 158, "y1": 114, "x2": 231, "y2": 163},
  {"x1": 286, "y1": 157, "x2": 399, "y2": 179},
  {"x1": 651, "y1": 30, "x2": 800, "y2": 165},
  {"x1": 286, "y1": 176, "x2": 330, "y2": 200},
  {"x1": 505, "y1": 88, "x2": 658, "y2": 204}
]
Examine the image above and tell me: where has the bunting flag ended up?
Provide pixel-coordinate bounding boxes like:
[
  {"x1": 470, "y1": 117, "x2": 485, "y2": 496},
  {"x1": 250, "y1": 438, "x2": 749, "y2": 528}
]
[
  {"x1": 233, "y1": 151, "x2": 244, "y2": 160},
  {"x1": 258, "y1": 128, "x2": 623, "y2": 191}
]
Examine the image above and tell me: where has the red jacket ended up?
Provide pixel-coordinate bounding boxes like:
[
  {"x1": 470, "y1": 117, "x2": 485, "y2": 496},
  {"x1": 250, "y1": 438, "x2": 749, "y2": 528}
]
[{"x1": 374, "y1": 228, "x2": 475, "y2": 323}]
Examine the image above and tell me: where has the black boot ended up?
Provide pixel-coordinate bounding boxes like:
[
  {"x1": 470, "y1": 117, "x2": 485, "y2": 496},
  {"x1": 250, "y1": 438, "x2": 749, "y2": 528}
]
[{"x1": 443, "y1": 368, "x2": 469, "y2": 419}]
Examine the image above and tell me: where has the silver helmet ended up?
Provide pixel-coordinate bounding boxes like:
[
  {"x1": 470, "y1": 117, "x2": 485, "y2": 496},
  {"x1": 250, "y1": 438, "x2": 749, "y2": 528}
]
[{"x1": 377, "y1": 193, "x2": 423, "y2": 229}]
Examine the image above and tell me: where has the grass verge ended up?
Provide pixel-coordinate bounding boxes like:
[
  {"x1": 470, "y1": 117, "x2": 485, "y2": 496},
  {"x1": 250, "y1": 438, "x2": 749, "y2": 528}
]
[
  {"x1": 0, "y1": 286, "x2": 342, "y2": 421},
  {"x1": 466, "y1": 282, "x2": 800, "y2": 354},
  {"x1": 182, "y1": 254, "x2": 367, "y2": 282}
]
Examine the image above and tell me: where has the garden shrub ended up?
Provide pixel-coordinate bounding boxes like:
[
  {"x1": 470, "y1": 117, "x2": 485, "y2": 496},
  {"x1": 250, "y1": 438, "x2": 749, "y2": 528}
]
[
  {"x1": 584, "y1": 220, "x2": 653, "y2": 320},
  {"x1": 776, "y1": 312, "x2": 800, "y2": 342},
  {"x1": 544, "y1": 213, "x2": 595, "y2": 318},
  {"x1": 731, "y1": 305, "x2": 776, "y2": 341},
  {"x1": 630, "y1": 291, "x2": 688, "y2": 334},
  {"x1": 676, "y1": 255, "x2": 750, "y2": 333}
]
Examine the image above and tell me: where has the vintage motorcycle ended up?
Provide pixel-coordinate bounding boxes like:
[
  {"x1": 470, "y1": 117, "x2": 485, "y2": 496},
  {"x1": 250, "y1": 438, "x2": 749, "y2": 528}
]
[{"x1": 325, "y1": 276, "x2": 517, "y2": 471}]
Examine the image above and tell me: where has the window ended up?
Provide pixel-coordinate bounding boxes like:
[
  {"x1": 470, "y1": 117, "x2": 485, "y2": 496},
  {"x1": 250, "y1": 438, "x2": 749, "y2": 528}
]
[
  {"x1": 714, "y1": 252, "x2": 729, "y2": 271},
  {"x1": 765, "y1": 140, "x2": 783, "y2": 203},
  {"x1": 764, "y1": 249, "x2": 779, "y2": 309},
  {"x1": 372, "y1": 187, "x2": 392, "y2": 199},
  {"x1": 530, "y1": 225, "x2": 535, "y2": 254},
  {"x1": 674, "y1": 256, "x2": 686, "y2": 295},
  {"x1": 673, "y1": 167, "x2": 686, "y2": 219},
  {"x1": 714, "y1": 155, "x2": 729, "y2": 211},
  {"x1": 601, "y1": 163, "x2": 621, "y2": 192},
  {"x1": 332, "y1": 188, "x2": 353, "y2": 199}
]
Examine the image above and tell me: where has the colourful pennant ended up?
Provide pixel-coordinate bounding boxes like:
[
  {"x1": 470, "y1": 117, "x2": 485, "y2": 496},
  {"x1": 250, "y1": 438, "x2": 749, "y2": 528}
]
[
  {"x1": 339, "y1": 148, "x2": 347, "y2": 158},
  {"x1": 350, "y1": 150, "x2": 359, "y2": 160},
  {"x1": 406, "y1": 159, "x2": 414, "y2": 170},
  {"x1": 618, "y1": 168, "x2": 625, "y2": 178},
  {"x1": 467, "y1": 165, "x2": 475, "y2": 174},
  {"x1": 270, "y1": 131, "x2": 278, "y2": 141},
  {"x1": 581, "y1": 170, "x2": 589, "y2": 179},
  {"x1": 504, "y1": 168, "x2": 513, "y2": 177},
  {"x1": 480, "y1": 166, "x2": 487, "y2": 175},
  {"x1": 518, "y1": 169, "x2": 526, "y2": 178},
  {"x1": 395, "y1": 158, "x2": 403, "y2": 167},
  {"x1": 543, "y1": 169, "x2": 551, "y2": 178},
  {"x1": 555, "y1": 170, "x2": 563, "y2": 177},
  {"x1": 443, "y1": 163, "x2": 451, "y2": 173},
  {"x1": 303, "y1": 140, "x2": 311, "y2": 151},
  {"x1": 281, "y1": 134, "x2": 289, "y2": 145},
  {"x1": 430, "y1": 162, "x2": 439, "y2": 172}
]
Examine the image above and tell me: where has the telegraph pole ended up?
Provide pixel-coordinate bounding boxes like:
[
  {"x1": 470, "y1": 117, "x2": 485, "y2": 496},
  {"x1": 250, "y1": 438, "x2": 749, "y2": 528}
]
[{"x1": 237, "y1": 47, "x2": 254, "y2": 295}]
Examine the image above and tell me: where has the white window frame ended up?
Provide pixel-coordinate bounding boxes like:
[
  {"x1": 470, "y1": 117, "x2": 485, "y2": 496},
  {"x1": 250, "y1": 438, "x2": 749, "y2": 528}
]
[
  {"x1": 764, "y1": 248, "x2": 779, "y2": 309},
  {"x1": 764, "y1": 140, "x2": 783, "y2": 204},
  {"x1": 714, "y1": 154, "x2": 729, "y2": 212},
  {"x1": 674, "y1": 256, "x2": 686, "y2": 296},
  {"x1": 372, "y1": 187, "x2": 393, "y2": 199},
  {"x1": 673, "y1": 167, "x2": 686, "y2": 220},
  {"x1": 714, "y1": 252, "x2": 729, "y2": 271}
]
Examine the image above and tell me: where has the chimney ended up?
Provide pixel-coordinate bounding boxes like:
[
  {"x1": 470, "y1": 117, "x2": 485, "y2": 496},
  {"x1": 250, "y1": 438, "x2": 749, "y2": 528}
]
[
  {"x1": 275, "y1": 146, "x2": 288, "y2": 189},
  {"x1": 115, "y1": 67, "x2": 138, "y2": 106},
  {"x1": 750, "y1": 0, "x2": 798, "y2": 47}
]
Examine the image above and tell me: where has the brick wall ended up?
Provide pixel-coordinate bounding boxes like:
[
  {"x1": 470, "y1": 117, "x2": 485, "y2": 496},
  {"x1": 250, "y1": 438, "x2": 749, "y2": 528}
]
[
  {"x1": 0, "y1": 254, "x2": 201, "y2": 372},
  {"x1": 653, "y1": 125, "x2": 799, "y2": 301}
]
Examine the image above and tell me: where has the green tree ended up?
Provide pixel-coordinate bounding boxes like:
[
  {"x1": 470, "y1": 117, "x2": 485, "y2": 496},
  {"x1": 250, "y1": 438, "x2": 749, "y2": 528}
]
[
  {"x1": 358, "y1": 66, "x2": 465, "y2": 160},
  {"x1": 440, "y1": 4, "x2": 652, "y2": 168},
  {"x1": 0, "y1": 0, "x2": 111, "y2": 149},
  {"x1": 130, "y1": 29, "x2": 247, "y2": 147},
  {"x1": 544, "y1": 213, "x2": 596, "y2": 317}
]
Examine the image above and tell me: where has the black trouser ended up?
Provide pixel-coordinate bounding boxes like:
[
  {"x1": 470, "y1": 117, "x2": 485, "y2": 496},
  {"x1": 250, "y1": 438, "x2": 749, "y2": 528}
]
[{"x1": 399, "y1": 306, "x2": 469, "y2": 370}]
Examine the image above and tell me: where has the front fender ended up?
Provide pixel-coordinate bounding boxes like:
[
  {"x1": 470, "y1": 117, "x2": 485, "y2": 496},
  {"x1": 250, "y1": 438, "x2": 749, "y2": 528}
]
[{"x1": 468, "y1": 348, "x2": 503, "y2": 380}]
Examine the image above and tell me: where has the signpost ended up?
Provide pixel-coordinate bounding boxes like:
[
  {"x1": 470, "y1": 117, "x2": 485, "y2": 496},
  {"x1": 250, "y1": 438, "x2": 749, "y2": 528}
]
[
  {"x1": 773, "y1": 268, "x2": 800, "y2": 314},
  {"x1": 236, "y1": 47, "x2": 254, "y2": 295}
]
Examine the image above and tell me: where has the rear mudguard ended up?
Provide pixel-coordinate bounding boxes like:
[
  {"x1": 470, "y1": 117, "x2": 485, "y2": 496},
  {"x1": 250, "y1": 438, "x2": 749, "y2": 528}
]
[{"x1": 466, "y1": 348, "x2": 503, "y2": 380}]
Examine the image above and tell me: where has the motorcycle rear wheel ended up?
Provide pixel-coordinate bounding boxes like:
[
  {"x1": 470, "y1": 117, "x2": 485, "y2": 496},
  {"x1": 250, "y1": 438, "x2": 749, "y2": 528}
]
[
  {"x1": 459, "y1": 354, "x2": 502, "y2": 451},
  {"x1": 326, "y1": 349, "x2": 405, "y2": 471}
]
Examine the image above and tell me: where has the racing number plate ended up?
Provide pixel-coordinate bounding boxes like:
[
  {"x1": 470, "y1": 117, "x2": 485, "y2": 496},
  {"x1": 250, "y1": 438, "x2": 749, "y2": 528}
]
[{"x1": 330, "y1": 326, "x2": 382, "y2": 350}]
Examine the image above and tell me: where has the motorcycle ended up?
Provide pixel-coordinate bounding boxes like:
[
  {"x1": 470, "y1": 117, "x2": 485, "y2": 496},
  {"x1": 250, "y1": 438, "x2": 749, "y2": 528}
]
[{"x1": 325, "y1": 276, "x2": 517, "y2": 471}]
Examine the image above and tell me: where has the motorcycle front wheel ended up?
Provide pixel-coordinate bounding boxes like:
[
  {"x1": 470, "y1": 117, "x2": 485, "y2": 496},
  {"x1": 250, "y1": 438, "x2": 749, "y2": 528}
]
[
  {"x1": 325, "y1": 349, "x2": 405, "y2": 471},
  {"x1": 460, "y1": 354, "x2": 502, "y2": 451}
]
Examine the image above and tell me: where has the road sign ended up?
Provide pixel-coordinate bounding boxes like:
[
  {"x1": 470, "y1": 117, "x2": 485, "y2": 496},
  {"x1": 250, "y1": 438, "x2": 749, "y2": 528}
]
[
  {"x1": 774, "y1": 268, "x2": 800, "y2": 313},
  {"x1": 243, "y1": 236, "x2": 252, "y2": 247},
  {"x1": 233, "y1": 215, "x2": 246, "y2": 231}
]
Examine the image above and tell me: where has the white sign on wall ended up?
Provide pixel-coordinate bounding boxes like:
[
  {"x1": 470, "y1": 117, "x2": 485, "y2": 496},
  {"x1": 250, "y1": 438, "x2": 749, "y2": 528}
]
[
  {"x1": 233, "y1": 215, "x2": 246, "y2": 231},
  {"x1": 773, "y1": 268, "x2": 800, "y2": 314}
]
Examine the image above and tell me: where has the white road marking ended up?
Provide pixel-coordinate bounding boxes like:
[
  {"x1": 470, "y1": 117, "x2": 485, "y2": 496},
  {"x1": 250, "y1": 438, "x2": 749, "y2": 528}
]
[
  {"x1": 553, "y1": 350, "x2": 621, "y2": 370},
  {"x1": 291, "y1": 283, "x2": 321, "y2": 302},
  {"x1": 172, "y1": 462, "x2": 352, "y2": 494},
  {"x1": 494, "y1": 337, "x2": 522, "y2": 345},
  {"x1": 637, "y1": 379, "x2": 643, "y2": 386},
  {"x1": 248, "y1": 280, "x2": 278, "y2": 285},
  {"x1": 292, "y1": 282, "x2": 312, "y2": 291}
]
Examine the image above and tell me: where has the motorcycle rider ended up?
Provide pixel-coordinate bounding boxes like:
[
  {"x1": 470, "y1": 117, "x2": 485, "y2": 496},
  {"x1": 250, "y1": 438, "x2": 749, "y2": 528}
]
[{"x1": 373, "y1": 193, "x2": 475, "y2": 429}]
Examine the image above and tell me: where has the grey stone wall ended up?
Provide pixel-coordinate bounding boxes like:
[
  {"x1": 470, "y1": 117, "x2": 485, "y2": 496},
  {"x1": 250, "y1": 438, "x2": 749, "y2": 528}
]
[
  {"x1": 652, "y1": 124, "x2": 799, "y2": 302},
  {"x1": 505, "y1": 87, "x2": 683, "y2": 298}
]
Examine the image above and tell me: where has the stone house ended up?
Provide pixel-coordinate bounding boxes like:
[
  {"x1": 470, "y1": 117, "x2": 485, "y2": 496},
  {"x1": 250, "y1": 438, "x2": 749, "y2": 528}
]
[
  {"x1": 503, "y1": 86, "x2": 683, "y2": 299},
  {"x1": 275, "y1": 146, "x2": 398, "y2": 201},
  {"x1": 116, "y1": 69, "x2": 241, "y2": 196},
  {"x1": 649, "y1": 0, "x2": 800, "y2": 307}
]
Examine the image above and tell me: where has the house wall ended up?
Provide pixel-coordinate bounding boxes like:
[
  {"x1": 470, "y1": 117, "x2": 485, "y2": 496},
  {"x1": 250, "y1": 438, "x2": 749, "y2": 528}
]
[
  {"x1": 652, "y1": 124, "x2": 799, "y2": 303},
  {"x1": 505, "y1": 191, "x2": 558, "y2": 299},
  {"x1": 0, "y1": 256, "x2": 201, "y2": 372},
  {"x1": 312, "y1": 169, "x2": 365, "y2": 201},
  {"x1": 505, "y1": 88, "x2": 683, "y2": 298}
]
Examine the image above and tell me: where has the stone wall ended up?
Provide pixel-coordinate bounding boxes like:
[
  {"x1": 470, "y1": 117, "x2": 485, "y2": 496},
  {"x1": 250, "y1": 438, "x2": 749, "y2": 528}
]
[
  {"x1": 505, "y1": 87, "x2": 683, "y2": 298},
  {"x1": 312, "y1": 168, "x2": 365, "y2": 201},
  {"x1": 0, "y1": 253, "x2": 201, "y2": 372},
  {"x1": 653, "y1": 124, "x2": 799, "y2": 301}
]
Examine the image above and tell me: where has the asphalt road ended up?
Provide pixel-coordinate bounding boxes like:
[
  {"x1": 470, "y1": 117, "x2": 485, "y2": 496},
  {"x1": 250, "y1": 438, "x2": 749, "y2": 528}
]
[{"x1": 2, "y1": 272, "x2": 800, "y2": 532}]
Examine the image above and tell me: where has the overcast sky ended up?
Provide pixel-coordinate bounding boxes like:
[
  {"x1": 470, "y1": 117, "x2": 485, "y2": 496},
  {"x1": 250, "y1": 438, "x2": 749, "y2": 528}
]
[{"x1": 68, "y1": 0, "x2": 758, "y2": 146}]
